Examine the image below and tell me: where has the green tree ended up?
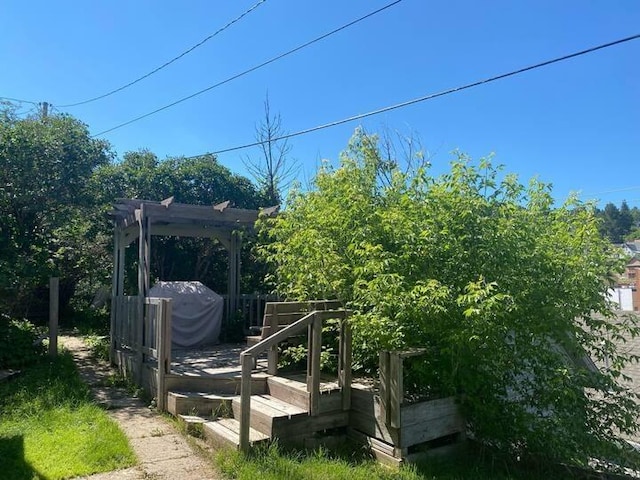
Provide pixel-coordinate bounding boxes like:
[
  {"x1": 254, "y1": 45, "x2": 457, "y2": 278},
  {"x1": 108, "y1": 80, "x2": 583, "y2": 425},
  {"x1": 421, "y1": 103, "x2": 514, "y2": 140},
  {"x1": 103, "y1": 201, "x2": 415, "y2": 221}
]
[
  {"x1": 0, "y1": 107, "x2": 111, "y2": 318},
  {"x1": 259, "y1": 130, "x2": 640, "y2": 468}
]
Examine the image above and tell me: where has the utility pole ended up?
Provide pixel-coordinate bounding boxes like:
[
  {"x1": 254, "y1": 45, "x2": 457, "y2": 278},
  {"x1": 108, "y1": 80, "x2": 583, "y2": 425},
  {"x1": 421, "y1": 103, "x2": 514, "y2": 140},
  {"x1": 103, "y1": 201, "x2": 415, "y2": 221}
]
[{"x1": 40, "y1": 101, "x2": 49, "y2": 119}]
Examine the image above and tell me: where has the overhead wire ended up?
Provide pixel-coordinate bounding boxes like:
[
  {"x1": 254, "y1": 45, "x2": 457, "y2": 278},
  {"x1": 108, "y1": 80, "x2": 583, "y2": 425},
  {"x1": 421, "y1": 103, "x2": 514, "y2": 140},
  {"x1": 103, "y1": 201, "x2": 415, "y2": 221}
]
[
  {"x1": 91, "y1": 0, "x2": 404, "y2": 137},
  {"x1": 180, "y1": 33, "x2": 639, "y2": 157},
  {"x1": 0, "y1": 96, "x2": 39, "y2": 105},
  {"x1": 57, "y1": 0, "x2": 267, "y2": 108},
  {"x1": 581, "y1": 186, "x2": 640, "y2": 197}
]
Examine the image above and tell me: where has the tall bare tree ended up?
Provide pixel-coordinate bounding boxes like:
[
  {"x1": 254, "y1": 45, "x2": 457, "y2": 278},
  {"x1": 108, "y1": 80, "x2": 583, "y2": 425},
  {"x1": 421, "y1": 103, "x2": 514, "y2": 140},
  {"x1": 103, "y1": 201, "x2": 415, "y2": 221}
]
[{"x1": 244, "y1": 94, "x2": 297, "y2": 205}]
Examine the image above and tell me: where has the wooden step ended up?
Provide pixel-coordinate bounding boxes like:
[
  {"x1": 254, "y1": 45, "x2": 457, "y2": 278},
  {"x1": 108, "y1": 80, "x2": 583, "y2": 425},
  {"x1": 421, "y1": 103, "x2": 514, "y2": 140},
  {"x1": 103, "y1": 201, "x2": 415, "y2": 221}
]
[
  {"x1": 167, "y1": 391, "x2": 237, "y2": 417},
  {"x1": 164, "y1": 371, "x2": 269, "y2": 395},
  {"x1": 267, "y1": 375, "x2": 343, "y2": 413},
  {"x1": 177, "y1": 414, "x2": 207, "y2": 435},
  {"x1": 267, "y1": 376, "x2": 309, "y2": 409},
  {"x1": 232, "y1": 394, "x2": 307, "y2": 436},
  {"x1": 203, "y1": 418, "x2": 269, "y2": 449}
]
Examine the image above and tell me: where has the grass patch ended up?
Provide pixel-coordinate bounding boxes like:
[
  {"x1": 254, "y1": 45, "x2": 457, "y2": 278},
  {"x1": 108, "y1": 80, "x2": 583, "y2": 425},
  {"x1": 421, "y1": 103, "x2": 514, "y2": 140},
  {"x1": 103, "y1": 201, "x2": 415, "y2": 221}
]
[
  {"x1": 212, "y1": 441, "x2": 592, "y2": 480},
  {"x1": 215, "y1": 442, "x2": 417, "y2": 480},
  {"x1": 0, "y1": 351, "x2": 136, "y2": 480},
  {"x1": 85, "y1": 333, "x2": 110, "y2": 362}
]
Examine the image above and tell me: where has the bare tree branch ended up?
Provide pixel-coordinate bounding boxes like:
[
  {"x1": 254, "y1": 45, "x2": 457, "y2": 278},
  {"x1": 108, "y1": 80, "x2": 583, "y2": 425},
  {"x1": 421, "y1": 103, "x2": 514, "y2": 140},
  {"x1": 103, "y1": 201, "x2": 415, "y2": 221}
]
[{"x1": 243, "y1": 93, "x2": 298, "y2": 205}]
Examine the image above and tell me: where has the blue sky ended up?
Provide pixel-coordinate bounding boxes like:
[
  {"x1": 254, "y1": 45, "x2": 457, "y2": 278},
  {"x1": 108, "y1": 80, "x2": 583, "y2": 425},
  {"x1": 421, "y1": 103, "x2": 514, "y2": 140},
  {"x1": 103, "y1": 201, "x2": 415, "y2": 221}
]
[{"x1": 1, "y1": 0, "x2": 638, "y2": 206}]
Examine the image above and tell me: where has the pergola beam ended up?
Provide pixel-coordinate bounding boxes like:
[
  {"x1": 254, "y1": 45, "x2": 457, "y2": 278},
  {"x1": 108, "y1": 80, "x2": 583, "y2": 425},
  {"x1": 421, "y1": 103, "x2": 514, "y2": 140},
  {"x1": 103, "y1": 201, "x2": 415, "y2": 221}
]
[{"x1": 109, "y1": 199, "x2": 277, "y2": 321}]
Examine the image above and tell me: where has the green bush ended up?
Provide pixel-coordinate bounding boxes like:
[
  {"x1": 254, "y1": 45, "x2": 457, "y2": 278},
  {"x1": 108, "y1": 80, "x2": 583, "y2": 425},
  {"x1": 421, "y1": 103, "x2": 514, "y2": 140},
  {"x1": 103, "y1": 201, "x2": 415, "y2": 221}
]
[
  {"x1": 0, "y1": 315, "x2": 45, "y2": 369},
  {"x1": 259, "y1": 130, "x2": 640, "y2": 469}
]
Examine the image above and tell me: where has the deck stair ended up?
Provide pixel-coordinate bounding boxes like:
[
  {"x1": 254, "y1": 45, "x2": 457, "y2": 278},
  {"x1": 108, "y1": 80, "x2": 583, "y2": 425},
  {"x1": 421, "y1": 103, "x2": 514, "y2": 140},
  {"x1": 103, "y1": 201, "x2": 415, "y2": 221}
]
[
  {"x1": 200, "y1": 373, "x2": 347, "y2": 448},
  {"x1": 168, "y1": 300, "x2": 352, "y2": 451},
  {"x1": 246, "y1": 300, "x2": 343, "y2": 347},
  {"x1": 167, "y1": 391, "x2": 237, "y2": 417},
  {"x1": 166, "y1": 371, "x2": 347, "y2": 449}
]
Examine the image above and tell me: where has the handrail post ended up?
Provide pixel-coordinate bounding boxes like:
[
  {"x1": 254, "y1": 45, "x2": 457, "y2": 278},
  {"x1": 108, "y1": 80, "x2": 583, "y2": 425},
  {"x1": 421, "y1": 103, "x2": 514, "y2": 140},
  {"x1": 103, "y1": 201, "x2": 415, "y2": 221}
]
[
  {"x1": 338, "y1": 316, "x2": 352, "y2": 411},
  {"x1": 267, "y1": 306, "x2": 279, "y2": 374},
  {"x1": 308, "y1": 313, "x2": 322, "y2": 416},
  {"x1": 239, "y1": 352, "x2": 253, "y2": 452}
]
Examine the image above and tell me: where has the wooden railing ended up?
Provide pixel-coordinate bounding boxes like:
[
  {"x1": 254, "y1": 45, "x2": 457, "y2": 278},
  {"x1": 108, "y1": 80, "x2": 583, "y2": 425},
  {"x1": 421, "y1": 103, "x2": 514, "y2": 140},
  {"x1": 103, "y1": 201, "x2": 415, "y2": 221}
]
[
  {"x1": 379, "y1": 348, "x2": 427, "y2": 428},
  {"x1": 238, "y1": 309, "x2": 351, "y2": 452},
  {"x1": 222, "y1": 293, "x2": 281, "y2": 330},
  {"x1": 144, "y1": 297, "x2": 173, "y2": 412},
  {"x1": 111, "y1": 295, "x2": 173, "y2": 412},
  {"x1": 112, "y1": 295, "x2": 141, "y2": 356}
]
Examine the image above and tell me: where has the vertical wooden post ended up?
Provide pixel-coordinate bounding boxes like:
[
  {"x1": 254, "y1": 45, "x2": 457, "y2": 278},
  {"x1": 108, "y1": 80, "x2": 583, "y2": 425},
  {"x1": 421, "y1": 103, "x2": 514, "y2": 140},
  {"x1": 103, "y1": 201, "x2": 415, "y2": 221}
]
[
  {"x1": 267, "y1": 304, "x2": 279, "y2": 375},
  {"x1": 389, "y1": 352, "x2": 403, "y2": 428},
  {"x1": 226, "y1": 232, "x2": 241, "y2": 321},
  {"x1": 48, "y1": 277, "x2": 59, "y2": 358},
  {"x1": 156, "y1": 298, "x2": 172, "y2": 412},
  {"x1": 239, "y1": 352, "x2": 253, "y2": 452},
  {"x1": 338, "y1": 315, "x2": 352, "y2": 411},
  {"x1": 379, "y1": 351, "x2": 390, "y2": 424},
  {"x1": 110, "y1": 227, "x2": 119, "y2": 363},
  {"x1": 136, "y1": 205, "x2": 149, "y2": 383},
  {"x1": 308, "y1": 313, "x2": 322, "y2": 416}
]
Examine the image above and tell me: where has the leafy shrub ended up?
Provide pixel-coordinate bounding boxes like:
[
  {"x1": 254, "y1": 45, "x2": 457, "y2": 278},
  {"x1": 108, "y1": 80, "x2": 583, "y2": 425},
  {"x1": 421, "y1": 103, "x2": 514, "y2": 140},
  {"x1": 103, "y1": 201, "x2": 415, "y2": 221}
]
[
  {"x1": 0, "y1": 315, "x2": 45, "y2": 369},
  {"x1": 259, "y1": 130, "x2": 640, "y2": 469}
]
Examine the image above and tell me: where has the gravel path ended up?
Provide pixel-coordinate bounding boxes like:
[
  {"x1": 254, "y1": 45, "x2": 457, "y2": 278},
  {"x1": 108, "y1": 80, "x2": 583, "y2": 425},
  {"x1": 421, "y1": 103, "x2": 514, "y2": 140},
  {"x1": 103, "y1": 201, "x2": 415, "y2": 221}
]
[{"x1": 60, "y1": 335, "x2": 221, "y2": 480}]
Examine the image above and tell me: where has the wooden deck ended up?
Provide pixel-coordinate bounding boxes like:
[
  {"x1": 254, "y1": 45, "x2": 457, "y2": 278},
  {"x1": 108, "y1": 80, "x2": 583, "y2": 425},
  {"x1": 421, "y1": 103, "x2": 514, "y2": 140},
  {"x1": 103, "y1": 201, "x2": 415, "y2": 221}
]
[
  {"x1": 111, "y1": 298, "x2": 464, "y2": 465},
  {"x1": 170, "y1": 343, "x2": 267, "y2": 376}
]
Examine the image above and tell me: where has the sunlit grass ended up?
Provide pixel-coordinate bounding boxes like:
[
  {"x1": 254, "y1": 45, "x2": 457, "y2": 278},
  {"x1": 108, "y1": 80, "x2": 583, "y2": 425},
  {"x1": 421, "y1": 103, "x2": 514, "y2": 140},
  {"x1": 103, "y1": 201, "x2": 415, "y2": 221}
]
[
  {"x1": 0, "y1": 351, "x2": 136, "y2": 480},
  {"x1": 212, "y1": 441, "x2": 585, "y2": 480}
]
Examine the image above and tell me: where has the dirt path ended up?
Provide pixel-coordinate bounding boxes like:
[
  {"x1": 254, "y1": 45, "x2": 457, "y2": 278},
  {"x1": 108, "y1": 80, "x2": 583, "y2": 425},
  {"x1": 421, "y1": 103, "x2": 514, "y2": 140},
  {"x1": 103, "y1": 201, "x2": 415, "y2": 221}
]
[{"x1": 60, "y1": 335, "x2": 221, "y2": 480}]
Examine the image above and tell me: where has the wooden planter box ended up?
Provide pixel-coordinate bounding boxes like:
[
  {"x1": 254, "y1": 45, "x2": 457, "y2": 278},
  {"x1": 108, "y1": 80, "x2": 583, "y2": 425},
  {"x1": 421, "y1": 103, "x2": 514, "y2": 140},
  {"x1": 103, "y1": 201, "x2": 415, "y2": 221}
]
[{"x1": 349, "y1": 350, "x2": 465, "y2": 466}]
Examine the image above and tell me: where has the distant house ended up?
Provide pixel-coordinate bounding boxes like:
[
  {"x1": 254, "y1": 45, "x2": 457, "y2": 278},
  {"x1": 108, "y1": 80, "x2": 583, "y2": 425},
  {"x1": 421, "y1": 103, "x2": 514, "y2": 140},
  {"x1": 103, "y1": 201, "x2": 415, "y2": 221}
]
[
  {"x1": 609, "y1": 253, "x2": 640, "y2": 312},
  {"x1": 618, "y1": 240, "x2": 640, "y2": 258}
]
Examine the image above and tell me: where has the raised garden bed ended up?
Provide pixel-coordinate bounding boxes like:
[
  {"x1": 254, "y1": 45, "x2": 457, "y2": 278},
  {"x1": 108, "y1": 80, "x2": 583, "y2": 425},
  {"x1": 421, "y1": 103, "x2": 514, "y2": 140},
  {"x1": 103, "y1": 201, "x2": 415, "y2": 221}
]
[{"x1": 348, "y1": 350, "x2": 465, "y2": 466}]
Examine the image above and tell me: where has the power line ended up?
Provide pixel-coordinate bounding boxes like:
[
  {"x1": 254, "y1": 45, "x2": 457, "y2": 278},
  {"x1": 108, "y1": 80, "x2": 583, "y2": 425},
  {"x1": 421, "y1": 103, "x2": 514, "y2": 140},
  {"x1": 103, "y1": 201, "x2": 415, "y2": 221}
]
[
  {"x1": 184, "y1": 33, "x2": 639, "y2": 157},
  {"x1": 0, "y1": 96, "x2": 39, "y2": 105},
  {"x1": 91, "y1": 0, "x2": 403, "y2": 137},
  {"x1": 58, "y1": 0, "x2": 267, "y2": 108},
  {"x1": 581, "y1": 186, "x2": 640, "y2": 197}
]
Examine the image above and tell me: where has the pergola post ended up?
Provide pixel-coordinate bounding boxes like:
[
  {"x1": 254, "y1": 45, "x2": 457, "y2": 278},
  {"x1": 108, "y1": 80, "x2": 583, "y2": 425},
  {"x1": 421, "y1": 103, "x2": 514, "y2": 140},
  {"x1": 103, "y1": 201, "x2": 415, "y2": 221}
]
[
  {"x1": 110, "y1": 226, "x2": 122, "y2": 363},
  {"x1": 136, "y1": 204, "x2": 151, "y2": 383},
  {"x1": 226, "y1": 231, "x2": 242, "y2": 320},
  {"x1": 137, "y1": 203, "x2": 151, "y2": 299}
]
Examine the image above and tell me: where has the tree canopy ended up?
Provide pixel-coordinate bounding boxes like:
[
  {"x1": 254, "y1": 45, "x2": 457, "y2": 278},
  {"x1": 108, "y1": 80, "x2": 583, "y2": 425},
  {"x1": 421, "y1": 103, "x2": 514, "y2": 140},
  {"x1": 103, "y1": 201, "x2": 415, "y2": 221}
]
[
  {"x1": 259, "y1": 130, "x2": 640, "y2": 466},
  {"x1": 596, "y1": 201, "x2": 640, "y2": 243},
  {"x1": 0, "y1": 108, "x2": 111, "y2": 317}
]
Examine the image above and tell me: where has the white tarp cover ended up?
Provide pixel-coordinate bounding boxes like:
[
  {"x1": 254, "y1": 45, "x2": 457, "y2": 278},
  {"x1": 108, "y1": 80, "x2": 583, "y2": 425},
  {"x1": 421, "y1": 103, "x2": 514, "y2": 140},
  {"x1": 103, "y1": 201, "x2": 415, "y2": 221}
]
[{"x1": 148, "y1": 281, "x2": 223, "y2": 348}]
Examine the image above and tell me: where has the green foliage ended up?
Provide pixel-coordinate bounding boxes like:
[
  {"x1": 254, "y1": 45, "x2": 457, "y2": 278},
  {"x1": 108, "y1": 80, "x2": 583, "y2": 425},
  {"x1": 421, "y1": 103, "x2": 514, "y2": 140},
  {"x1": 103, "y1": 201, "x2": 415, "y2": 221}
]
[
  {"x1": 0, "y1": 352, "x2": 135, "y2": 479},
  {"x1": 259, "y1": 129, "x2": 640, "y2": 468},
  {"x1": 0, "y1": 316, "x2": 45, "y2": 369},
  {"x1": 0, "y1": 107, "x2": 112, "y2": 318},
  {"x1": 595, "y1": 201, "x2": 640, "y2": 243}
]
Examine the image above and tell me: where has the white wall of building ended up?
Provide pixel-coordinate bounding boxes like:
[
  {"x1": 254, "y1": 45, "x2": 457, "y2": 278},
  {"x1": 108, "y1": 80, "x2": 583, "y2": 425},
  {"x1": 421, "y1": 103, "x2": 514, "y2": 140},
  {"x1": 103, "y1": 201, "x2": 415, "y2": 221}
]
[{"x1": 608, "y1": 287, "x2": 634, "y2": 311}]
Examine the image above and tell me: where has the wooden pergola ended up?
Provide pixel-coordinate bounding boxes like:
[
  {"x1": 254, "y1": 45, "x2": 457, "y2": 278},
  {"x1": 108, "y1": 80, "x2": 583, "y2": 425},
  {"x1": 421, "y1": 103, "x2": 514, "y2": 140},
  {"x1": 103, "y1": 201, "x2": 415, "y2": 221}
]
[{"x1": 108, "y1": 197, "x2": 277, "y2": 316}]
